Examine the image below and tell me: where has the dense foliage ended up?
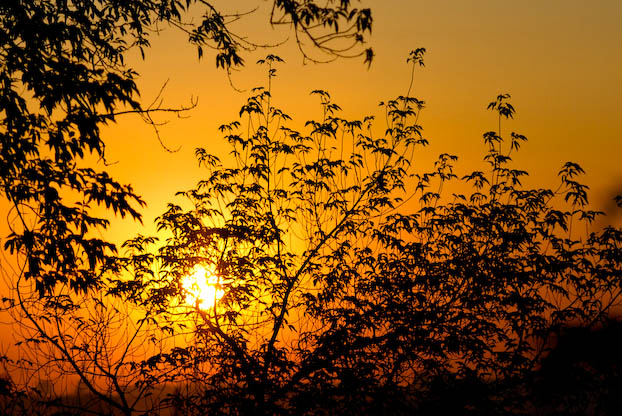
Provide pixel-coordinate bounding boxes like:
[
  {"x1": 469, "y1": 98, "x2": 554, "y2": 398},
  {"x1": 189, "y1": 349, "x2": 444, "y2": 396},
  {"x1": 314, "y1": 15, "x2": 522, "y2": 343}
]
[
  {"x1": 0, "y1": 0, "x2": 373, "y2": 295},
  {"x1": 111, "y1": 54, "x2": 620, "y2": 414},
  {"x1": 0, "y1": 1, "x2": 372, "y2": 414},
  {"x1": 1, "y1": 1, "x2": 621, "y2": 413}
]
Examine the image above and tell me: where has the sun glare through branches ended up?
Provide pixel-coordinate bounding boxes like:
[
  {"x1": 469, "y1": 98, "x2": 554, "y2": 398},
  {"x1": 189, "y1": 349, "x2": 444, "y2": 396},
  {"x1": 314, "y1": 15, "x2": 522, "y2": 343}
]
[{"x1": 181, "y1": 266, "x2": 224, "y2": 310}]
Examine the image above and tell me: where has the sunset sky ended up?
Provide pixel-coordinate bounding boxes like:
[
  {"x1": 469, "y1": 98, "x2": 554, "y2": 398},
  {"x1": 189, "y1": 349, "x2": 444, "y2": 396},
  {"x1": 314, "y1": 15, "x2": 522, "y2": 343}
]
[
  {"x1": 97, "y1": 0, "x2": 622, "y2": 243},
  {"x1": 1, "y1": 3, "x2": 622, "y2": 408}
]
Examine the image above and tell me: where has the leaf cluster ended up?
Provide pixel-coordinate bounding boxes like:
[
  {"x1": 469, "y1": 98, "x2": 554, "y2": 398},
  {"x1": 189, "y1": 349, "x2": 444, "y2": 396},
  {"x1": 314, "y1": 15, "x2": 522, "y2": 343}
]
[{"x1": 110, "y1": 56, "x2": 622, "y2": 414}]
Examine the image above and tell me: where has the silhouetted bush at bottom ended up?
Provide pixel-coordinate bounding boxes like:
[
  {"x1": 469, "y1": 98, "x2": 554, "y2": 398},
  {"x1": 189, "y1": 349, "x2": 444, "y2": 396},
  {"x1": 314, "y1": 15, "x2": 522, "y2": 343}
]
[{"x1": 3, "y1": 322, "x2": 622, "y2": 416}]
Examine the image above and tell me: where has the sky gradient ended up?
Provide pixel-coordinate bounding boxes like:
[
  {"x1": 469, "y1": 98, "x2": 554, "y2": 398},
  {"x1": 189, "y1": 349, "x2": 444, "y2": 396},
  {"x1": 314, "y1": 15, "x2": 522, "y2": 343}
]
[{"x1": 97, "y1": 0, "x2": 622, "y2": 243}]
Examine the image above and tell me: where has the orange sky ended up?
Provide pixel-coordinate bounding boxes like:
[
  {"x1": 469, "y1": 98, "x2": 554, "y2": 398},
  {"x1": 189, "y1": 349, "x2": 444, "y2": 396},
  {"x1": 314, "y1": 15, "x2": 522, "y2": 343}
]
[
  {"x1": 74, "y1": 0, "x2": 622, "y2": 243},
  {"x1": 1, "y1": 0, "x2": 621, "y2": 388}
]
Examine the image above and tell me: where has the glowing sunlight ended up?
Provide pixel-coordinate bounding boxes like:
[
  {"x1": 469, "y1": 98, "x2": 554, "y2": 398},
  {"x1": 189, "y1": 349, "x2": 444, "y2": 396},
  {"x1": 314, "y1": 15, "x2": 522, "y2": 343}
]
[{"x1": 181, "y1": 266, "x2": 224, "y2": 310}]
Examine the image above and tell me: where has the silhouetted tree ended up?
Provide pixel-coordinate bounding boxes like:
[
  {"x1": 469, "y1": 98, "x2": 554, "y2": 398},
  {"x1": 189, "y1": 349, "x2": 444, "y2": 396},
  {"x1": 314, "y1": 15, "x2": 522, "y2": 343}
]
[
  {"x1": 1, "y1": 0, "x2": 373, "y2": 296},
  {"x1": 111, "y1": 53, "x2": 622, "y2": 415},
  {"x1": 1, "y1": 1, "x2": 372, "y2": 414},
  {"x1": 1, "y1": 3, "x2": 620, "y2": 412}
]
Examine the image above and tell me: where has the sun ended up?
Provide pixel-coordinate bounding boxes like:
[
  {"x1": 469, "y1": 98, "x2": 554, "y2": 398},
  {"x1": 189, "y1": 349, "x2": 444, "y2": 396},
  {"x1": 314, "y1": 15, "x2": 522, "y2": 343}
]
[{"x1": 181, "y1": 266, "x2": 224, "y2": 310}]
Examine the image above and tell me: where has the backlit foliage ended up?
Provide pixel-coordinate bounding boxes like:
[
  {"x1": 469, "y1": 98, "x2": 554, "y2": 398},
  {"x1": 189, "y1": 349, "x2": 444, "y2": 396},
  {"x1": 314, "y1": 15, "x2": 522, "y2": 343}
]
[
  {"x1": 113, "y1": 55, "x2": 622, "y2": 414},
  {"x1": 1, "y1": 3, "x2": 620, "y2": 413},
  {"x1": 1, "y1": 1, "x2": 373, "y2": 414}
]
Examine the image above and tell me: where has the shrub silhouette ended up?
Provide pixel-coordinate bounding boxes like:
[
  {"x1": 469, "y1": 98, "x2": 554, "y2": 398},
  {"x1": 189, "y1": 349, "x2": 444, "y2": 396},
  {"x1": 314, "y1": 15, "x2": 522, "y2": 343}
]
[
  {"x1": 3, "y1": 2, "x2": 619, "y2": 414},
  {"x1": 107, "y1": 54, "x2": 622, "y2": 415},
  {"x1": 2, "y1": 36, "x2": 621, "y2": 412}
]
